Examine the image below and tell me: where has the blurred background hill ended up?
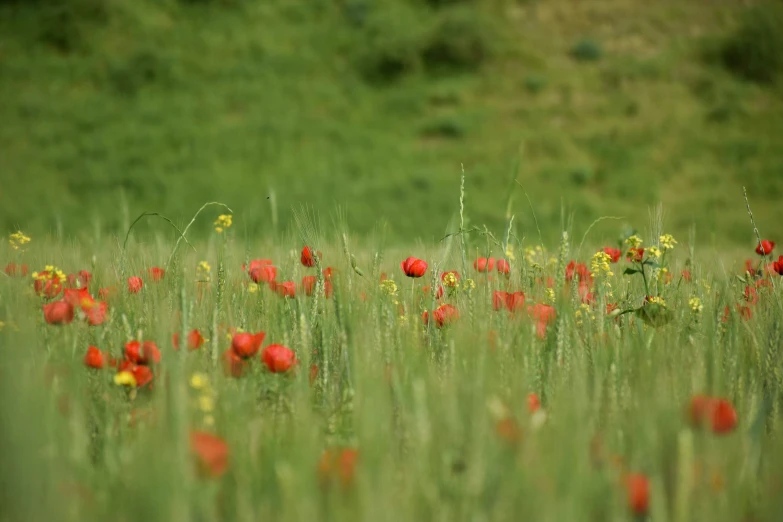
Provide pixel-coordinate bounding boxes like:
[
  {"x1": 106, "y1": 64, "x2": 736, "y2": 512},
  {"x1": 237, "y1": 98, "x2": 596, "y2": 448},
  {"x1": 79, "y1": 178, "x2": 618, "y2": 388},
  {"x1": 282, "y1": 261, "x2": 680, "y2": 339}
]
[{"x1": 1, "y1": 0, "x2": 782, "y2": 246}]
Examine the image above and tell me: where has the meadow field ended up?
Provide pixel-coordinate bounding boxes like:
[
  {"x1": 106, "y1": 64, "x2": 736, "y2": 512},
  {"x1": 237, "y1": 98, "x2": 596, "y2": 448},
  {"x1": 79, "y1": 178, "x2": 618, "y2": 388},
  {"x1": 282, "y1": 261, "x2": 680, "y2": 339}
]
[
  {"x1": 1, "y1": 194, "x2": 783, "y2": 521},
  {"x1": 2, "y1": 1, "x2": 783, "y2": 521}
]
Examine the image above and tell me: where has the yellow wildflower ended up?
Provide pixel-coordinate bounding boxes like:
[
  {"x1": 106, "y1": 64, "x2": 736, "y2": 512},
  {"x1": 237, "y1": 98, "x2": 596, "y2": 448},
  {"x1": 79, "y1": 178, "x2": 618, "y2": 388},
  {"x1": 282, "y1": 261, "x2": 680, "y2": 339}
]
[
  {"x1": 659, "y1": 234, "x2": 677, "y2": 251},
  {"x1": 505, "y1": 245, "x2": 516, "y2": 261},
  {"x1": 625, "y1": 235, "x2": 643, "y2": 248},
  {"x1": 248, "y1": 283, "x2": 259, "y2": 293},
  {"x1": 646, "y1": 296, "x2": 667, "y2": 308},
  {"x1": 198, "y1": 395, "x2": 215, "y2": 413},
  {"x1": 590, "y1": 251, "x2": 613, "y2": 277},
  {"x1": 689, "y1": 297, "x2": 703, "y2": 313},
  {"x1": 189, "y1": 373, "x2": 210, "y2": 390},
  {"x1": 442, "y1": 272, "x2": 458, "y2": 288},
  {"x1": 9, "y1": 231, "x2": 31, "y2": 251},
  {"x1": 214, "y1": 214, "x2": 232, "y2": 233},
  {"x1": 114, "y1": 371, "x2": 137, "y2": 387},
  {"x1": 545, "y1": 288, "x2": 555, "y2": 303},
  {"x1": 380, "y1": 278, "x2": 398, "y2": 296},
  {"x1": 647, "y1": 247, "x2": 661, "y2": 259},
  {"x1": 463, "y1": 278, "x2": 476, "y2": 291}
]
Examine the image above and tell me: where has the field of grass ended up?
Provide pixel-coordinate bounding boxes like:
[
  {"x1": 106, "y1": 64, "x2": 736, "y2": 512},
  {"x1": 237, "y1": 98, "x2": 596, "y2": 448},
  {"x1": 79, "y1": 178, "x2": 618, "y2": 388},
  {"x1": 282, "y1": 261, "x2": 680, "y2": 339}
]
[
  {"x1": 1, "y1": 0, "x2": 782, "y2": 245},
  {"x1": 1, "y1": 195, "x2": 783, "y2": 521}
]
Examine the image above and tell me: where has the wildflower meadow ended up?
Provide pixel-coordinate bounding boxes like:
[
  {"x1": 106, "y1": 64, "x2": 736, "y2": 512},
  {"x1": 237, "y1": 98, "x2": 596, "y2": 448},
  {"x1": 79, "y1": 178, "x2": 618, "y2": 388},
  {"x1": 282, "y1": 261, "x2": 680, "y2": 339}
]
[{"x1": 1, "y1": 185, "x2": 783, "y2": 522}]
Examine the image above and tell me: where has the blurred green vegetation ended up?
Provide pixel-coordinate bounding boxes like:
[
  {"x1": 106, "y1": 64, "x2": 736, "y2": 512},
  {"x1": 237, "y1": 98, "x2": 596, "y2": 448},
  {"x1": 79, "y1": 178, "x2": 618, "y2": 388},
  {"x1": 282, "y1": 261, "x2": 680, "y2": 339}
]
[{"x1": 1, "y1": 0, "x2": 782, "y2": 246}]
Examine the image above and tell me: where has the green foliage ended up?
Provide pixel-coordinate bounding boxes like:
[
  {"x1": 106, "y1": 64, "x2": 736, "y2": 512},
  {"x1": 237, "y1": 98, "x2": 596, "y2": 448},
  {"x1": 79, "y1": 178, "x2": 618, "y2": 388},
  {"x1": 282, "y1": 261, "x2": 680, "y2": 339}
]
[
  {"x1": 719, "y1": 4, "x2": 783, "y2": 83},
  {"x1": 421, "y1": 6, "x2": 495, "y2": 73},
  {"x1": 570, "y1": 38, "x2": 603, "y2": 62},
  {"x1": 0, "y1": 0, "x2": 782, "y2": 246},
  {"x1": 354, "y1": 2, "x2": 430, "y2": 83}
]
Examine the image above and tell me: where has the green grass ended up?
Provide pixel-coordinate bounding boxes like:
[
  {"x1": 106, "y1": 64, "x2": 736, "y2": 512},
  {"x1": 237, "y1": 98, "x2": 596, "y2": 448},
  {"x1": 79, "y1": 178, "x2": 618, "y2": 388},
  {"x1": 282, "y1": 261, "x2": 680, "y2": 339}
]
[
  {"x1": 1, "y1": 200, "x2": 783, "y2": 521},
  {"x1": 0, "y1": 0, "x2": 782, "y2": 246}
]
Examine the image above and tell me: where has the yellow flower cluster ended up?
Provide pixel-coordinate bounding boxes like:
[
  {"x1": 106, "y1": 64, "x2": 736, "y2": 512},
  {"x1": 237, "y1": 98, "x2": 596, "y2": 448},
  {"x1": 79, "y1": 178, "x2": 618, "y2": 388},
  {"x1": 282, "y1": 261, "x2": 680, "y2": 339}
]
[
  {"x1": 442, "y1": 272, "x2": 458, "y2": 288},
  {"x1": 214, "y1": 214, "x2": 233, "y2": 233},
  {"x1": 380, "y1": 278, "x2": 398, "y2": 297},
  {"x1": 647, "y1": 246, "x2": 662, "y2": 259},
  {"x1": 9, "y1": 231, "x2": 31, "y2": 251},
  {"x1": 625, "y1": 235, "x2": 643, "y2": 248},
  {"x1": 114, "y1": 371, "x2": 137, "y2": 387},
  {"x1": 647, "y1": 296, "x2": 667, "y2": 308},
  {"x1": 32, "y1": 265, "x2": 66, "y2": 281},
  {"x1": 463, "y1": 278, "x2": 476, "y2": 291},
  {"x1": 524, "y1": 245, "x2": 545, "y2": 268},
  {"x1": 688, "y1": 297, "x2": 703, "y2": 313},
  {"x1": 659, "y1": 234, "x2": 677, "y2": 251},
  {"x1": 505, "y1": 245, "x2": 516, "y2": 261},
  {"x1": 190, "y1": 373, "x2": 215, "y2": 427},
  {"x1": 575, "y1": 303, "x2": 595, "y2": 325},
  {"x1": 590, "y1": 251, "x2": 614, "y2": 278},
  {"x1": 545, "y1": 287, "x2": 555, "y2": 304},
  {"x1": 197, "y1": 260, "x2": 211, "y2": 282}
]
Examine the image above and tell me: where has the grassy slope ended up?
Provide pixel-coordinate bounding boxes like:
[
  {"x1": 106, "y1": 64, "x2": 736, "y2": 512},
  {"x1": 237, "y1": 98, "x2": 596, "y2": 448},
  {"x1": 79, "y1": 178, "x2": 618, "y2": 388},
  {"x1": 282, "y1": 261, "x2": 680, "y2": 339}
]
[{"x1": 0, "y1": 0, "x2": 781, "y2": 247}]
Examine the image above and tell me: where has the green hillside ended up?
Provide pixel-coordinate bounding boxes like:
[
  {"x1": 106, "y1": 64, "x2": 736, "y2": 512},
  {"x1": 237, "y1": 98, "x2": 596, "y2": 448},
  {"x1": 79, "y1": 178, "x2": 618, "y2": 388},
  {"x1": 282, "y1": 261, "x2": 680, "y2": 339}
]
[{"x1": 1, "y1": 0, "x2": 782, "y2": 245}]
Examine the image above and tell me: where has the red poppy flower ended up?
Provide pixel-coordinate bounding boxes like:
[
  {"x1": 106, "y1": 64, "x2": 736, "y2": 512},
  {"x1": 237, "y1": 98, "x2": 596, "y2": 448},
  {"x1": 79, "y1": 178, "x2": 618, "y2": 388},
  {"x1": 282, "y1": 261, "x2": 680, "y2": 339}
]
[
  {"x1": 743, "y1": 285, "x2": 759, "y2": 305},
  {"x1": 527, "y1": 393, "x2": 541, "y2": 414},
  {"x1": 566, "y1": 261, "x2": 591, "y2": 282},
  {"x1": 602, "y1": 247, "x2": 622, "y2": 263},
  {"x1": 231, "y1": 332, "x2": 265, "y2": 358},
  {"x1": 322, "y1": 267, "x2": 334, "y2": 280},
  {"x1": 34, "y1": 271, "x2": 64, "y2": 299},
  {"x1": 261, "y1": 344, "x2": 297, "y2": 373},
  {"x1": 172, "y1": 329, "x2": 205, "y2": 351},
  {"x1": 85, "y1": 301, "x2": 108, "y2": 326},
  {"x1": 124, "y1": 340, "x2": 161, "y2": 365},
  {"x1": 301, "y1": 246, "x2": 321, "y2": 267},
  {"x1": 756, "y1": 239, "x2": 775, "y2": 256},
  {"x1": 127, "y1": 276, "x2": 143, "y2": 294},
  {"x1": 496, "y1": 259, "x2": 510, "y2": 275},
  {"x1": 4, "y1": 263, "x2": 29, "y2": 277},
  {"x1": 318, "y1": 448, "x2": 359, "y2": 488},
  {"x1": 302, "y1": 275, "x2": 317, "y2": 296},
  {"x1": 43, "y1": 301, "x2": 74, "y2": 325},
  {"x1": 83, "y1": 346, "x2": 105, "y2": 369},
  {"x1": 190, "y1": 431, "x2": 230, "y2": 478},
  {"x1": 681, "y1": 270, "x2": 691, "y2": 282},
  {"x1": 441, "y1": 270, "x2": 460, "y2": 286},
  {"x1": 401, "y1": 257, "x2": 428, "y2": 278},
  {"x1": 422, "y1": 303, "x2": 459, "y2": 328},
  {"x1": 250, "y1": 264, "x2": 277, "y2": 284},
  {"x1": 774, "y1": 256, "x2": 783, "y2": 276},
  {"x1": 528, "y1": 303, "x2": 556, "y2": 339},
  {"x1": 689, "y1": 395, "x2": 738, "y2": 434},
  {"x1": 626, "y1": 248, "x2": 644, "y2": 262},
  {"x1": 66, "y1": 270, "x2": 92, "y2": 289},
  {"x1": 606, "y1": 302, "x2": 619, "y2": 315},
  {"x1": 578, "y1": 282, "x2": 594, "y2": 304},
  {"x1": 473, "y1": 257, "x2": 495, "y2": 273},
  {"x1": 63, "y1": 287, "x2": 94, "y2": 310},
  {"x1": 222, "y1": 349, "x2": 248, "y2": 378},
  {"x1": 271, "y1": 280, "x2": 296, "y2": 298},
  {"x1": 493, "y1": 291, "x2": 526, "y2": 312},
  {"x1": 128, "y1": 364, "x2": 154, "y2": 388},
  {"x1": 148, "y1": 267, "x2": 165, "y2": 281},
  {"x1": 625, "y1": 473, "x2": 649, "y2": 516}
]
